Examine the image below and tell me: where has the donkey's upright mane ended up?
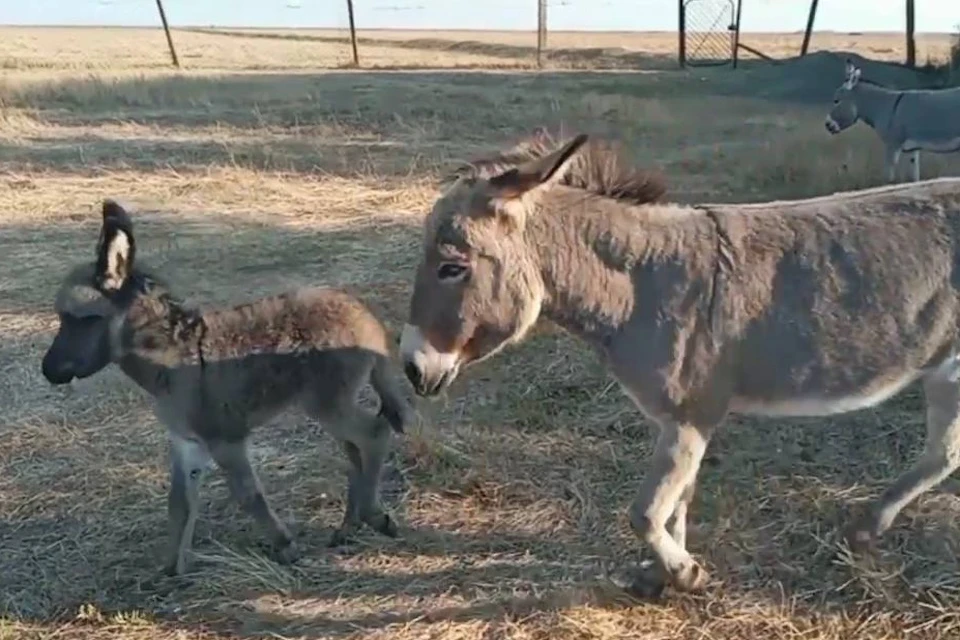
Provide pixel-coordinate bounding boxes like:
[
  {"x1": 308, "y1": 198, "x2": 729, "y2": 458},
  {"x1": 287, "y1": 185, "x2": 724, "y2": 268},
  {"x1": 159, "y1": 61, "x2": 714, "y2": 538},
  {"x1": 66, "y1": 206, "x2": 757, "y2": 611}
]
[{"x1": 445, "y1": 128, "x2": 668, "y2": 206}]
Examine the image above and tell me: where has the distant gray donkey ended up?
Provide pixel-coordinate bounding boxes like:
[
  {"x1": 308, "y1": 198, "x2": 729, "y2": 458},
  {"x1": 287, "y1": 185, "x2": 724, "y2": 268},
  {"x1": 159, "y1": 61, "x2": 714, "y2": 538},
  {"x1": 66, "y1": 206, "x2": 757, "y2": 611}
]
[
  {"x1": 41, "y1": 200, "x2": 413, "y2": 576},
  {"x1": 826, "y1": 58, "x2": 960, "y2": 182}
]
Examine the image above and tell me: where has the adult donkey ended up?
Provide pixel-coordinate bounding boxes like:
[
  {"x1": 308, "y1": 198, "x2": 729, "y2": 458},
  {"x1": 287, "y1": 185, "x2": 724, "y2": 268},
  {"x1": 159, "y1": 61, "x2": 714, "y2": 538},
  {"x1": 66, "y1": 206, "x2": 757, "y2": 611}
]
[
  {"x1": 399, "y1": 130, "x2": 960, "y2": 598},
  {"x1": 826, "y1": 59, "x2": 960, "y2": 182}
]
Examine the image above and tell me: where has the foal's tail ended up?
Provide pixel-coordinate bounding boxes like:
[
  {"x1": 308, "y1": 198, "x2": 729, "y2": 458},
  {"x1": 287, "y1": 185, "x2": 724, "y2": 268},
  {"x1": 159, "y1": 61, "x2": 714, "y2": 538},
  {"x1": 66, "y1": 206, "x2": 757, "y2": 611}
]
[{"x1": 370, "y1": 354, "x2": 413, "y2": 434}]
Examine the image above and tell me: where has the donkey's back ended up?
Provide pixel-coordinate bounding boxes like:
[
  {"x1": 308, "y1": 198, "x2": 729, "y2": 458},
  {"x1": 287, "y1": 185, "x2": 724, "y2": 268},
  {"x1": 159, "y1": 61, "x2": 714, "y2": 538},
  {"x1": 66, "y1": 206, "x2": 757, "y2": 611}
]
[
  {"x1": 704, "y1": 177, "x2": 960, "y2": 415},
  {"x1": 896, "y1": 87, "x2": 960, "y2": 150}
]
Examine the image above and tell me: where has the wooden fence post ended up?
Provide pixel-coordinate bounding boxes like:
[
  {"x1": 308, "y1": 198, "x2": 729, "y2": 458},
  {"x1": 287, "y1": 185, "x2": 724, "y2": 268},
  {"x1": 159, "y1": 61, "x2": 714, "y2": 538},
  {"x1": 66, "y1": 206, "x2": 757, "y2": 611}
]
[
  {"x1": 905, "y1": 0, "x2": 916, "y2": 68},
  {"x1": 155, "y1": 0, "x2": 180, "y2": 68},
  {"x1": 537, "y1": 0, "x2": 548, "y2": 68},
  {"x1": 346, "y1": 0, "x2": 360, "y2": 66}
]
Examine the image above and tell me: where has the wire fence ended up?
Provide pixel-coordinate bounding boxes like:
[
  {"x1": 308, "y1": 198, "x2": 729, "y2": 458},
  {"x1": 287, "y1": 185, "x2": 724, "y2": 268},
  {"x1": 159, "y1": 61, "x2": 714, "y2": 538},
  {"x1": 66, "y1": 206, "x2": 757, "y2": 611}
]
[{"x1": 5, "y1": 0, "x2": 958, "y2": 74}]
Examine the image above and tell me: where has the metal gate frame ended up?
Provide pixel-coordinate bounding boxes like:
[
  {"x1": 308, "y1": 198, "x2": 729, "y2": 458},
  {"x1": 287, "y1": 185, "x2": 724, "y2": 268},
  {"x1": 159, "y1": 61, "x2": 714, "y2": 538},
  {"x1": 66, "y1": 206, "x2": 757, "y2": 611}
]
[{"x1": 678, "y1": 0, "x2": 741, "y2": 68}]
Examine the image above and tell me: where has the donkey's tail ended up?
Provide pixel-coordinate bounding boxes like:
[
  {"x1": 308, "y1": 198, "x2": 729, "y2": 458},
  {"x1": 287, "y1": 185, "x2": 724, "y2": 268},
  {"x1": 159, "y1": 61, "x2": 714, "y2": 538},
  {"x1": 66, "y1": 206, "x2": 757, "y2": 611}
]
[{"x1": 370, "y1": 355, "x2": 412, "y2": 434}]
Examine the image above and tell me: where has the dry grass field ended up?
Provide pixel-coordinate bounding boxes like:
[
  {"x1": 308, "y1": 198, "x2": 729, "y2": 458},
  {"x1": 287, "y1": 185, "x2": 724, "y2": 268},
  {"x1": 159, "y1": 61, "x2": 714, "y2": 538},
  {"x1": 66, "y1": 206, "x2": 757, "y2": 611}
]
[{"x1": 2, "y1": 26, "x2": 960, "y2": 640}]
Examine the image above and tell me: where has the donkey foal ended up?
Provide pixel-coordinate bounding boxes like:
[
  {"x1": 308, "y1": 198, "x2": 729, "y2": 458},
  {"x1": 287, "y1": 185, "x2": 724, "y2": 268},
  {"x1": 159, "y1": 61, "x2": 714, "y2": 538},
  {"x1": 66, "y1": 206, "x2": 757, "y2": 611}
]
[{"x1": 41, "y1": 201, "x2": 413, "y2": 575}]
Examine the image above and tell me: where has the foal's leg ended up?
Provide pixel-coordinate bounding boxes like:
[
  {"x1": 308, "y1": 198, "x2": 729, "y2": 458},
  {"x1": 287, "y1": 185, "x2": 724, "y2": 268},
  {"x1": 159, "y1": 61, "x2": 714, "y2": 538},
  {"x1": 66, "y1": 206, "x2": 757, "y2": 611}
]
[
  {"x1": 208, "y1": 439, "x2": 299, "y2": 564},
  {"x1": 325, "y1": 409, "x2": 397, "y2": 546},
  {"x1": 165, "y1": 433, "x2": 211, "y2": 576},
  {"x1": 848, "y1": 361, "x2": 960, "y2": 550},
  {"x1": 328, "y1": 439, "x2": 364, "y2": 546},
  {"x1": 626, "y1": 420, "x2": 713, "y2": 595},
  {"x1": 910, "y1": 150, "x2": 921, "y2": 182}
]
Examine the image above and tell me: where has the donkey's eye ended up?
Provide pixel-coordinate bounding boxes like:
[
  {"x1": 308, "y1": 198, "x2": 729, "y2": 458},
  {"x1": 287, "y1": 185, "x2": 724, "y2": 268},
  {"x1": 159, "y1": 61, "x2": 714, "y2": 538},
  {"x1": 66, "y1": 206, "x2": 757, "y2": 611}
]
[{"x1": 437, "y1": 262, "x2": 469, "y2": 283}]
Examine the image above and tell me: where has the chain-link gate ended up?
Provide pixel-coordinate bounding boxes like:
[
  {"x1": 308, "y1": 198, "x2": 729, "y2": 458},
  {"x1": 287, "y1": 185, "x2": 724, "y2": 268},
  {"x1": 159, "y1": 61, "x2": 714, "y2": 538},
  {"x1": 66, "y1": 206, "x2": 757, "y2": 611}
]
[{"x1": 679, "y1": 0, "x2": 737, "y2": 67}]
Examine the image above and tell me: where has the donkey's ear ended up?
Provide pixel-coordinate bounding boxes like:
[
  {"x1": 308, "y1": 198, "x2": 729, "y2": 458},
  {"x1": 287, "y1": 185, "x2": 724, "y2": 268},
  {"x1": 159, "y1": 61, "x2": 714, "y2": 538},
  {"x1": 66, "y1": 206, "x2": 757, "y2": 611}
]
[
  {"x1": 843, "y1": 66, "x2": 861, "y2": 89},
  {"x1": 844, "y1": 59, "x2": 861, "y2": 83},
  {"x1": 95, "y1": 199, "x2": 136, "y2": 292},
  {"x1": 487, "y1": 133, "x2": 589, "y2": 200}
]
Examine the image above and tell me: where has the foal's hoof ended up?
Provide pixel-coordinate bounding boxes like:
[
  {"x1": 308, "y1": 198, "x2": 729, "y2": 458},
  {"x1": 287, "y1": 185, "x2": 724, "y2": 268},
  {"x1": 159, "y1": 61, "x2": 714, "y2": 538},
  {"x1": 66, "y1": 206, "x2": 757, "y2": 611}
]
[
  {"x1": 606, "y1": 561, "x2": 667, "y2": 600},
  {"x1": 273, "y1": 540, "x2": 301, "y2": 565}
]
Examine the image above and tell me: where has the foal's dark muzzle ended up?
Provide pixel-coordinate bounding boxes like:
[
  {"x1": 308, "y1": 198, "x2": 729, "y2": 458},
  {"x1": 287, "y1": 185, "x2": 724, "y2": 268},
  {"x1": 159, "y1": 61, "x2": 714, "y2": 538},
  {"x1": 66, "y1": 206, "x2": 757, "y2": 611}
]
[{"x1": 41, "y1": 352, "x2": 76, "y2": 385}]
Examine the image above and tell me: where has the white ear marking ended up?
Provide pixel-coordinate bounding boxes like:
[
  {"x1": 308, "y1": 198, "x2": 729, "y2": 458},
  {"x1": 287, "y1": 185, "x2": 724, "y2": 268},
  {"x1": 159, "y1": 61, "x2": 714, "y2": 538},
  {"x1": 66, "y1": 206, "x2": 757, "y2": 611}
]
[{"x1": 100, "y1": 230, "x2": 131, "y2": 291}]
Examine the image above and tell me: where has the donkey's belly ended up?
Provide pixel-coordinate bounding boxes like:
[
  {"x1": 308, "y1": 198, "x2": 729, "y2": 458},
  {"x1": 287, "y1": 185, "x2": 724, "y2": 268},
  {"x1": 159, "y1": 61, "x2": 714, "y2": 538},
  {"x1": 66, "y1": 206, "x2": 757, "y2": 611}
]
[
  {"x1": 728, "y1": 370, "x2": 922, "y2": 418},
  {"x1": 903, "y1": 137, "x2": 960, "y2": 153}
]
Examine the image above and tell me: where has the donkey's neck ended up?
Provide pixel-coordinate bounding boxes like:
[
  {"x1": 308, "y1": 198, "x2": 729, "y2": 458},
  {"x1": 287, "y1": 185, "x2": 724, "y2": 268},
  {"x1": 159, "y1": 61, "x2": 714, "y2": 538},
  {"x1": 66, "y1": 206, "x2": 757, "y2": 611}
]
[
  {"x1": 117, "y1": 290, "x2": 205, "y2": 396},
  {"x1": 856, "y1": 83, "x2": 901, "y2": 130},
  {"x1": 530, "y1": 192, "x2": 715, "y2": 346}
]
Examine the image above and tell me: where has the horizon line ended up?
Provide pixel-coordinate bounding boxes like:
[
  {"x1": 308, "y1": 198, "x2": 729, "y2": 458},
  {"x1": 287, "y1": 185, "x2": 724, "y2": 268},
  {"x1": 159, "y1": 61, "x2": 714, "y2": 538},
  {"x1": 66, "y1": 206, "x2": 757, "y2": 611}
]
[{"x1": 0, "y1": 24, "x2": 955, "y2": 36}]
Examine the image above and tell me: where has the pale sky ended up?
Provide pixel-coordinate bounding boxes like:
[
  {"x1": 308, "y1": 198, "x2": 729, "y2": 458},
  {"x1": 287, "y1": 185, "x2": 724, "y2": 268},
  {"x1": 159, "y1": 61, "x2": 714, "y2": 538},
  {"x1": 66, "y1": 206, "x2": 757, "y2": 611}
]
[{"x1": 4, "y1": 0, "x2": 959, "y2": 33}]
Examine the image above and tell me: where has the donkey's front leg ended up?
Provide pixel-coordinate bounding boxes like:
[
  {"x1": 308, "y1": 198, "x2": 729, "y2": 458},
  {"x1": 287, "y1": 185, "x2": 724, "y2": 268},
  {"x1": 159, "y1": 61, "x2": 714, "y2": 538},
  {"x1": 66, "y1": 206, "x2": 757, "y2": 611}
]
[
  {"x1": 884, "y1": 146, "x2": 901, "y2": 183},
  {"x1": 165, "y1": 433, "x2": 211, "y2": 576},
  {"x1": 910, "y1": 150, "x2": 921, "y2": 182},
  {"x1": 625, "y1": 421, "x2": 712, "y2": 596},
  {"x1": 667, "y1": 482, "x2": 696, "y2": 550}
]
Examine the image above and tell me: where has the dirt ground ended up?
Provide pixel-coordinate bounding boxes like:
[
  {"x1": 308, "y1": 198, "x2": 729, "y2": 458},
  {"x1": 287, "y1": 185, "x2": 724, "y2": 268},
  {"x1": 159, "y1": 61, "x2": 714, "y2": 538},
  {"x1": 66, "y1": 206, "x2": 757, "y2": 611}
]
[{"x1": 2, "y1": 26, "x2": 960, "y2": 640}]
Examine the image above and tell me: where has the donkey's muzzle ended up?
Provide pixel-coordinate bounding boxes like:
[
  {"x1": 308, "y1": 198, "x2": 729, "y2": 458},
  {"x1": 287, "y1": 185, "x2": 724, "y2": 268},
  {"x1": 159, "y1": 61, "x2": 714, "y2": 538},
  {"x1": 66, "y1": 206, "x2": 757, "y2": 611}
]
[
  {"x1": 404, "y1": 361, "x2": 452, "y2": 397},
  {"x1": 41, "y1": 352, "x2": 76, "y2": 385}
]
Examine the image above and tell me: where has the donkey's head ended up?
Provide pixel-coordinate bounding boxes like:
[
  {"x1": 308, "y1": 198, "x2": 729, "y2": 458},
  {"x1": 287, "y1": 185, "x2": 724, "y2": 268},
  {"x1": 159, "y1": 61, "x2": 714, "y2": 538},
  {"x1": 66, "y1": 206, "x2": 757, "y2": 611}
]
[
  {"x1": 399, "y1": 133, "x2": 590, "y2": 397},
  {"x1": 41, "y1": 200, "x2": 139, "y2": 384},
  {"x1": 826, "y1": 59, "x2": 863, "y2": 134}
]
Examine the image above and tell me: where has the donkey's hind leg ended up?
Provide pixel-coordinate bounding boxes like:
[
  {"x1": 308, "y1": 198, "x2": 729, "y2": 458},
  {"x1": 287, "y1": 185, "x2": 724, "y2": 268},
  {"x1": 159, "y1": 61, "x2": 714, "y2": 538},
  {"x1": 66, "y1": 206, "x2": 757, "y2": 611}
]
[
  {"x1": 848, "y1": 359, "x2": 960, "y2": 551},
  {"x1": 324, "y1": 409, "x2": 398, "y2": 547},
  {"x1": 327, "y1": 439, "x2": 364, "y2": 546},
  {"x1": 208, "y1": 439, "x2": 300, "y2": 564}
]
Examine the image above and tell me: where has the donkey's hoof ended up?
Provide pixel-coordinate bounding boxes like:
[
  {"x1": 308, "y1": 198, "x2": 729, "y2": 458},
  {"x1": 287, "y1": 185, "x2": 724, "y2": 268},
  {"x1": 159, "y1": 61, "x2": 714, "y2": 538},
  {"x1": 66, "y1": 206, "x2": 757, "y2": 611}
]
[
  {"x1": 163, "y1": 556, "x2": 188, "y2": 578},
  {"x1": 844, "y1": 523, "x2": 878, "y2": 555},
  {"x1": 606, "y1": 562, "x2": 666, "y2": 600},
  {"x1": 672, "y1": 561, "x2": 710, "y2": 593},
  {"x1": 370, "y1": 513, "x2": 400, "y2": 539},
  {"x1": 327, "y1": 527, "x2": 357, "y2": 548},
  {"x1": 273, "y1": 540, "x2": 301, "y2": 565}
]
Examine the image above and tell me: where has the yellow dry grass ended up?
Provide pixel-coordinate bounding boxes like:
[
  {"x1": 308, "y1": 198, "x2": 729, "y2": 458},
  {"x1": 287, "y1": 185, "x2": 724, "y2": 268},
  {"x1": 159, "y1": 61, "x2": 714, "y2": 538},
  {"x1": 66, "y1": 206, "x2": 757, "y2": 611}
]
[{"x1": 2, "y1": 26, "x2": 960, "y2": 640}]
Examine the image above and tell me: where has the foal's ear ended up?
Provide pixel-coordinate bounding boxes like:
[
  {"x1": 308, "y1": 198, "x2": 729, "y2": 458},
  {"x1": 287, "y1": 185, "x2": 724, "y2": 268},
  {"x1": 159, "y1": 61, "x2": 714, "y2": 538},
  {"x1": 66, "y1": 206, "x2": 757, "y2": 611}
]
[
  {"x1": 96, "y1": 199, "x2": 136, "y2": 292},
  {"x1": 487, "y1": 133, "x2": 589, "y2": 200}
]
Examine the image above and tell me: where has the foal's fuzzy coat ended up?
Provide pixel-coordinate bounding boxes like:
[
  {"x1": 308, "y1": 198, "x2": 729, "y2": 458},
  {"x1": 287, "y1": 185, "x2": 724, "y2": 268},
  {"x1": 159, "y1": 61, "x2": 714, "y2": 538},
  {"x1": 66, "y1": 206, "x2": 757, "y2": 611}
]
[{"x1": 43, "y1": 201, "x2": 413, "y2": 575}]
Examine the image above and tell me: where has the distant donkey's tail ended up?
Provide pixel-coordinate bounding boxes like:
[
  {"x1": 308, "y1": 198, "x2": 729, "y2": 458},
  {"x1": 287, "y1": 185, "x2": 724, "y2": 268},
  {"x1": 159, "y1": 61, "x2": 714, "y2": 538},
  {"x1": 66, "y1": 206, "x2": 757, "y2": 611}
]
[{"x1": 371, "y1": 355, "x2": 413, "y2": 434}]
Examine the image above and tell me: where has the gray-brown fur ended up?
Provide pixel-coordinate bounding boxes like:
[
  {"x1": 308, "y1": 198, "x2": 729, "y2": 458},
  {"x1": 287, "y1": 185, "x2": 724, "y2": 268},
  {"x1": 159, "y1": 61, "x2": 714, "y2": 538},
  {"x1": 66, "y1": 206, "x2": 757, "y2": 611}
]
[
  {"x1": 399, "y1": 130, "x2": 960, "y2": 598},
  {"x1": 42, "y1": 200, "x2": 413, "y2": 576}
]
